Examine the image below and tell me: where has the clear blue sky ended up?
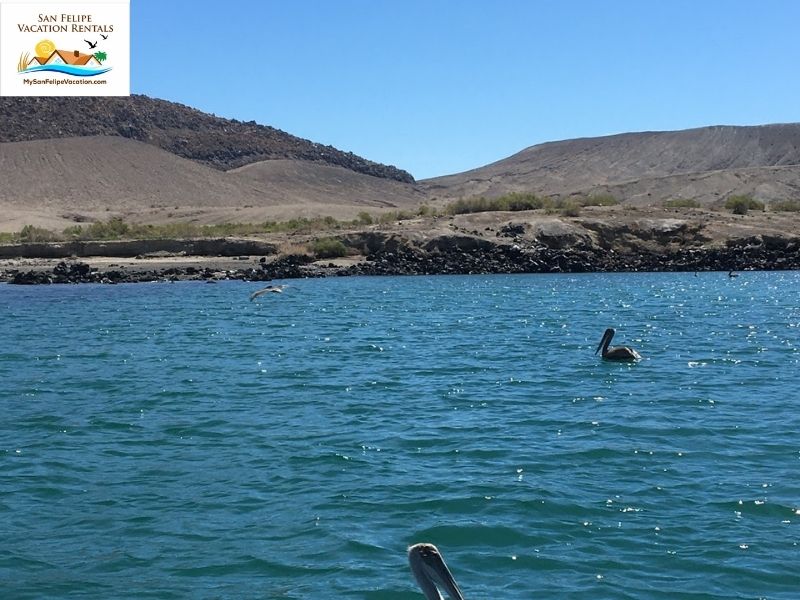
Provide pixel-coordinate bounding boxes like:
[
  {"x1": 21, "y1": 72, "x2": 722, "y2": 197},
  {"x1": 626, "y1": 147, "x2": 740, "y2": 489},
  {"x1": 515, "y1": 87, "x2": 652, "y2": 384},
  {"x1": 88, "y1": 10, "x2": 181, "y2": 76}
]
[{"x1": 132, "y1": 0, "x2": 800, "y2": 180}]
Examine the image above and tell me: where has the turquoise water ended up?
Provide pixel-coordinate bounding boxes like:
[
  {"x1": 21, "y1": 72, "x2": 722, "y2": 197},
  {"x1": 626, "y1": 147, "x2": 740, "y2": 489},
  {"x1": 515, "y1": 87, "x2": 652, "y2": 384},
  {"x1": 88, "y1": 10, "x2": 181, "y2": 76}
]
[{"x1": 1, "y1": 273, "x2": 799, "y2": 599}]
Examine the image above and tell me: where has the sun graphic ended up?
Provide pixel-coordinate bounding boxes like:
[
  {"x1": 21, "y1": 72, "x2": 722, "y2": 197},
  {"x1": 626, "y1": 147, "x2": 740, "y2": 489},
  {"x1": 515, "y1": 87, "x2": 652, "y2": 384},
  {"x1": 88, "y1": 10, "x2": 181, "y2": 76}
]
[{"x1": 35, "y1": 39, "x2": 56, "y2": 58}]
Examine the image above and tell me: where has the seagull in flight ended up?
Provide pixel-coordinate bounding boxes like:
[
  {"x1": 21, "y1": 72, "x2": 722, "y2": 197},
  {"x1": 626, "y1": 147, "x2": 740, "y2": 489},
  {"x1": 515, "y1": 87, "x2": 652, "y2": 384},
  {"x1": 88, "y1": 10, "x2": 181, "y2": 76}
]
[
  {"x1": 249, "y1": 284, "x2": 288, "y2": 301},
  {"x1": 84, "y1": 39, "x2": 98, "y2": 49}
]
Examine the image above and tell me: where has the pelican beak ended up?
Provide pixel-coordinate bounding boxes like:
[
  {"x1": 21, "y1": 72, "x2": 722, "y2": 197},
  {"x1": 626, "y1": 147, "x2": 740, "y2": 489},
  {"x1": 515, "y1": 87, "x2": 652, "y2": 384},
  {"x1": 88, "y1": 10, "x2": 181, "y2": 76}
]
[
  {"x1": 424, "y1": 558, "x2": 464, "y2": 600},
  {"x1": 595, "y1": 329, "x2": 611, "y2": 354},
  {"x1": 409, "y1": 544, "x2": 465, "y2": 600}
]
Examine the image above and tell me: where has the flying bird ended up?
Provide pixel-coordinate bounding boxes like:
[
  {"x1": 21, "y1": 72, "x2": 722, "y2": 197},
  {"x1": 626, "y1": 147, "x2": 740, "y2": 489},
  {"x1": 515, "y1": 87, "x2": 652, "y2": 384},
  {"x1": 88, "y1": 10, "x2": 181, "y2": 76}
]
[
  {"x1": 101, "y1": 34, "x2": 108, "y2": 40},
  {"x1": 249, "y1": 284, "x2": 287, "y2": 301},
  {"x1": 84, "y1": 39, "x2": 98, "y2": 49},
  {"x1": 595, "y1": 327, "x2": 641, "y2": 361},
  {"x1": 408, "y1": 544, "x2": 464, "y2": 600}
]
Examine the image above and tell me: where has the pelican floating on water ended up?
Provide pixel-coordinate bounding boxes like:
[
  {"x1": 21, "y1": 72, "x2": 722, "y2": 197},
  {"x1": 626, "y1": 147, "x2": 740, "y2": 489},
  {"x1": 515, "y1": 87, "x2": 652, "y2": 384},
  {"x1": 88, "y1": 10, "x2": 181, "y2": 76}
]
[
  {"x1": 248, "y1": 284, "x2": 287, "y2": 301},
  {"x1": 595, "y1": 327, "x2": 641, "y2": 361},
  {"x1": 408, "y1": 543, "x2": 464, "y2": 600}
]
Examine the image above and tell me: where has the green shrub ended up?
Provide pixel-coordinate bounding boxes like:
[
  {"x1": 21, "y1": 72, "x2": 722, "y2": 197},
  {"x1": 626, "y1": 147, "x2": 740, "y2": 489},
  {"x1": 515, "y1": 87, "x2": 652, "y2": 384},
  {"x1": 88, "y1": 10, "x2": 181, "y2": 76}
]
[
  {"x1": 356, "y1": 211, "x2": 373, "y2": 225},
  {"x1": 453, "y1": 193, "x2": 621, "y2": 216},
  {"x1": 769, "y1": 199, "x2": 800, "y2": 212},
  {"x1": 310, "y1": 237, "x2": 348, "y2": 258},
  {"x1": 725, "y1": 195, "x2": 764, "y2": 215},
  {"x1": 664, "y1": 198, "x2": 701, "y2": 208},
  {"x1": 18, "y1": 224, "x2": 61, "y2": 243},
  {"x1": 445, "y1": 192, "x2": 546, "y2": 215},
  {"x1": 580, "y1": 193, "x2": 619, "y2": 207},
  {"x1": 376, "y1": 210, "x2": 415, "y2": 223},
  {"x1": 559, "y1": 200, "x2": 582, "y2": 217}
]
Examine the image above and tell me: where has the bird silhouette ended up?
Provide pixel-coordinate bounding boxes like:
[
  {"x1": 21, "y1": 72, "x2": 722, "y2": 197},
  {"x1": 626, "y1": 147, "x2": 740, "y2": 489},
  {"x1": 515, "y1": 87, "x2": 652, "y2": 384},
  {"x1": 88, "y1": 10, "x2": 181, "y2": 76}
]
[
  {"x1": 249, "y1": 284, "x2": 288, "y2": 301},
  {"x1": 100, "y1": 34, "x2": 108, "y2": 40},
  {"x1": 595, "y1": 327, "x2": 642, "y2": 361},
  {"x1": 84, "y1": 39, "x2": 98, "y2": 49}
]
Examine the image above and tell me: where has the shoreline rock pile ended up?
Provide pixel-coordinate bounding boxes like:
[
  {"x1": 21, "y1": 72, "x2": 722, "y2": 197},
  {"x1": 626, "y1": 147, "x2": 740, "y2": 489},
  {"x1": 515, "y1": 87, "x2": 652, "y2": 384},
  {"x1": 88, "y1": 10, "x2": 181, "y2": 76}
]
[{"x1": 5, "y1": 235, "x2": 799, "y2": 285}]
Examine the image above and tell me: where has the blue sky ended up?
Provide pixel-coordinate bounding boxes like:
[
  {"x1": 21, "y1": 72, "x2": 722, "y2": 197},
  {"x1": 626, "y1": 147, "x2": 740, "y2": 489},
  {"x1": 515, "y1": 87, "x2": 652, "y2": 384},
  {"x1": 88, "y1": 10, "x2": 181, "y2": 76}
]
[{"x1": 132, "y1": 0, "x2": 800, "y2": 180}]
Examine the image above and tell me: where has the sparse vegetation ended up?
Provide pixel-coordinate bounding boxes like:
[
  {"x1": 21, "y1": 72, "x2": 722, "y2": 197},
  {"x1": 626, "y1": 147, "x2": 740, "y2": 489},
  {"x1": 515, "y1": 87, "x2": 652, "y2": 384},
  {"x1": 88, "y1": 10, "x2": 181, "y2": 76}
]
[
  {"x1": 416, "y1": 204, "x2": 435, "y2": 217},
  {"x1": 769, "y1": 199, "x2": 800, "y2": 212},
  {"x1": 558, "y1": 200, "x2": 582, "y2": 217},
  {"x1": 445, "y1": 192, "x2": 546, "y2": 215},
  {"x1": 309, "y1": 237, "x2": 348, "y2": 258},
  {"x1": 444, "y1": 192, "x2": 618, "y2": 216},
  {"x1": 578, "y1": 193, "x2": 619, "y2": 207},
  {"x1": 725, "y1": 195, "x2": 764, "y2": 215},
  {"x1": 376, "y1": 210, "x2": 416, "y2": 224},
  {"x1": 0, "y1": 212, "x2": 394, "y2": 245},
  {"x1": 60, "y1": 216, "x2": 357, "y2": 241},
  {"x1": 356, "y1": 211, "x2": 373, "y2": 225},
  {"x1": 664, "y1": 198, "x2": 701, "y2": 208},
  {"x1": 18, "y1": 225, "x2": 61, "y2": 243}
]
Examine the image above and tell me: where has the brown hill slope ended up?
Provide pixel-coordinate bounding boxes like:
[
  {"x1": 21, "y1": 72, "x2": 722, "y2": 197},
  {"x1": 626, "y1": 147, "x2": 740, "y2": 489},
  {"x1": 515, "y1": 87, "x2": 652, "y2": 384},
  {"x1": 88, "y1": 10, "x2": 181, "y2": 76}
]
[
  {"x1": 0, "y1": 137, "x2": 424, "y2": 232},
  {"x1": 0, "y1": 95, "x2": 413, "y2": 182},
  {"x1": 423, "y1": 124, "x2": 800, "y2": 203},
  {"x1": 586, "y1": 165, "x2": 800, "y2": 206},
  {"x1": 230, "y1": 159, "x2": 424, "y2": 208}
]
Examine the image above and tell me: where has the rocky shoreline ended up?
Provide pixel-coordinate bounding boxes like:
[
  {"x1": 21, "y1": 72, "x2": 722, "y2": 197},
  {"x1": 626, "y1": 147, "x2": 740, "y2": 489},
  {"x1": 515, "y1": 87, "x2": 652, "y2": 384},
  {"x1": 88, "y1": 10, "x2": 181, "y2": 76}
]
[{"x1": 3, "y1": 234, "x2": 799, "y2": 285}]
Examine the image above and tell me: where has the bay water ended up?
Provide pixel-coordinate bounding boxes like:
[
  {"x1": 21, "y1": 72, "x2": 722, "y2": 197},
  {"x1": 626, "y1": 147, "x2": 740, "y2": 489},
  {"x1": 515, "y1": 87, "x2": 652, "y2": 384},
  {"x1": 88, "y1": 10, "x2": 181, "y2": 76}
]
[{"x1": 1, "y1": 272, "x2": 799, "y2": 599}]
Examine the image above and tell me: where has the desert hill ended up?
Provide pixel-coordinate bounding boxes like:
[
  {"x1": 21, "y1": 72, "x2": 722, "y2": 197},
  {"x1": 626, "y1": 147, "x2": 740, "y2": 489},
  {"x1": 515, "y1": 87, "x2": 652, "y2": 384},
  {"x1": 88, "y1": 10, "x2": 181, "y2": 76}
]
[
  {"x1": 0, "y1": 136, "x2": 425, "y2": 232},
  {"x1": 0, "y1": 95, "x2": 413, "y2": 182},
  {"x1": 4, "y1": 94, "x2": 800, "y2": 237},
  {"x1": 423, "y1": 124, "x2": 800, "y2": 204}
]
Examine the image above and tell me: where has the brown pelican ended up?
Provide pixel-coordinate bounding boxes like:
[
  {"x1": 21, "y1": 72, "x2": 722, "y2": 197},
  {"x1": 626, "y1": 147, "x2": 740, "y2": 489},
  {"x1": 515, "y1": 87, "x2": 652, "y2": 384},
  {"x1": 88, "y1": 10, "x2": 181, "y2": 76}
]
[
  {"x1": 595, "y1": 327, "x2": 641, "y2": 361},
  {"x1": 408, "y1": 543, "x2": 465, "y2": 600},
  {"x1": 248, "y1": 284, "x2": 287, "y2": 301}
]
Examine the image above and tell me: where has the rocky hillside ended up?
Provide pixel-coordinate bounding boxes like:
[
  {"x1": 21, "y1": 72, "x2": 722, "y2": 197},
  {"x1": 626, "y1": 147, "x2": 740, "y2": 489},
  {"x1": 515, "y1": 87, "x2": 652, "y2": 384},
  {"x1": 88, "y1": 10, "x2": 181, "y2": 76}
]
[
  {"x1": 0, "y1": 95, "x2": 414, "y2": 182},
  {"x1": 423, "y1": 124, "x2": 800, "y2": 203}
]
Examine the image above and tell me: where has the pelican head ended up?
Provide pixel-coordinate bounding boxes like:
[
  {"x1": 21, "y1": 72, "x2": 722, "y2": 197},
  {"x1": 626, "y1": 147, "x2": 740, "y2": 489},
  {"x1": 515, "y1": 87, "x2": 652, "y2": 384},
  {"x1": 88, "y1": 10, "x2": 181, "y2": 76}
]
[
  {"x1": 595, "y1": 327, "x2": 641, "y2": 361},
  {"x1": 408, "y1": 543, "x2": 465, "y2": 600},
  {"x1": 595, "y1": 327, "x2": 615, "y2": 355}
]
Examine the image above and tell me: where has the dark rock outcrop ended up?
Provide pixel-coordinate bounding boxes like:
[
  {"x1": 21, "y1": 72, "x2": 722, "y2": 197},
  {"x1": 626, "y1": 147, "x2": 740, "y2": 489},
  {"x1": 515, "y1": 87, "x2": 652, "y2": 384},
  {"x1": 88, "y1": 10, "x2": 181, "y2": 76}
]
[
  {"x1": 0, "y1": 95, "x2": 414, "y2": 183},
  {"x1": 0, "y1": 238, "x2": 278, "y2": 259},
  {"x1": 7, "y1": 234, "x2": 799, "y2": 285}
]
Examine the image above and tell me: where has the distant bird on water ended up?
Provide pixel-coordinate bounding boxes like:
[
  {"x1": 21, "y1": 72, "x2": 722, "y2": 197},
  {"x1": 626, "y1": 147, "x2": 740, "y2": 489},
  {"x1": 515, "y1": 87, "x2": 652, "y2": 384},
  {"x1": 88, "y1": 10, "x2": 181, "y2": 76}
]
[
  {"x1": 595, "y1": 327, "x2": 641, "y2": 361},
  {"x1": 408, "y1": 544, "x2": 465, "y2": 600},
  {"x1": 249, "y1": 284, "x2": 287, "y2": 301},
  {"x1": 728, "y1": 270, "x2": 738, "y2": 278}
]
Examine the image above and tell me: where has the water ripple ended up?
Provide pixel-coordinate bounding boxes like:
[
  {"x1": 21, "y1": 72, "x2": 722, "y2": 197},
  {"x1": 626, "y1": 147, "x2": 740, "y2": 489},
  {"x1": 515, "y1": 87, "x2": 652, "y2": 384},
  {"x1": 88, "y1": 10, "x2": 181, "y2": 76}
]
[{"x1": 2, "y1": 272, "x2": 800, "y2": 598}]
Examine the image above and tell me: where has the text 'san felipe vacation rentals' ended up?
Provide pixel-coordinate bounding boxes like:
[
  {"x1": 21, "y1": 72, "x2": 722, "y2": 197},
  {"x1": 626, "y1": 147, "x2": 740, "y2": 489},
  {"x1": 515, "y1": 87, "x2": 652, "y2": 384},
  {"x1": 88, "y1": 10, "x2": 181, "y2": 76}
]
[{"x1": 0, "y1": 0, "x2": 129, "y2": 96}]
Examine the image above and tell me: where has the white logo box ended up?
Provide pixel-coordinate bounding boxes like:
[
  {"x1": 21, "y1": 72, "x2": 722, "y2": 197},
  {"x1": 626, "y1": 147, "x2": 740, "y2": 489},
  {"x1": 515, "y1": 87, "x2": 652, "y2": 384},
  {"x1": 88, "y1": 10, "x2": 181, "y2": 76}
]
[{"x1": 0, "y1": 0, "x2": 129, "y2": 96}]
